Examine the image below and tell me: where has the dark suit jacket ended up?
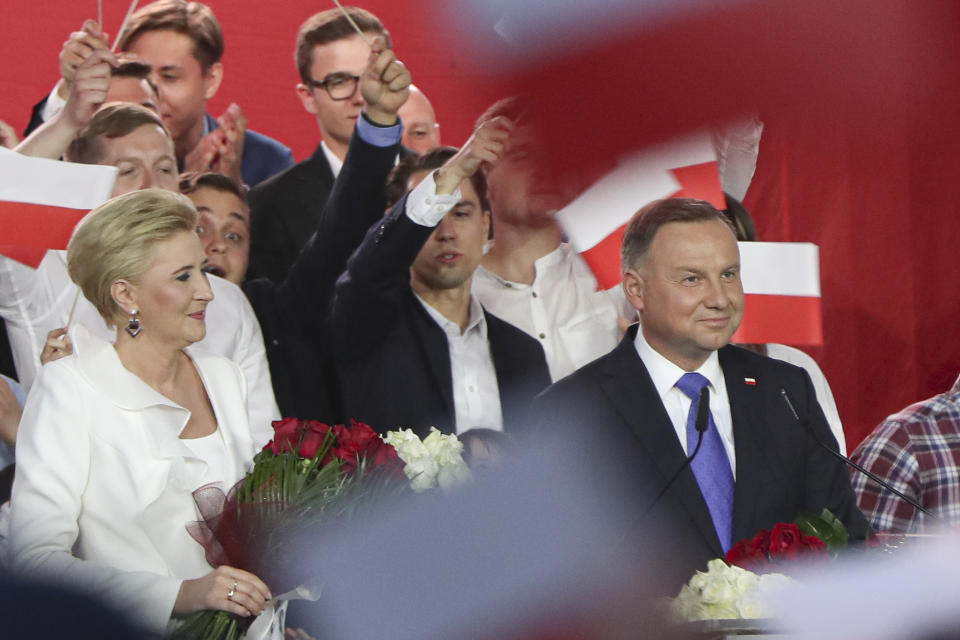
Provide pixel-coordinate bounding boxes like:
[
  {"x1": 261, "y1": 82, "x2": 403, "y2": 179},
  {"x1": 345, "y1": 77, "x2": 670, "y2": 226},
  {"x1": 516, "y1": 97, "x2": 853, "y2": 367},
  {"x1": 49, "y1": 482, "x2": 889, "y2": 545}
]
[
  {"x1": 246, "y1": 143, "x2": 337, "y2": 285},
  {"x1": 242, "y1": 126, "x2": 399, "y2": 421},
  {"x1": 331, "y1": 197, "x2": 552, "y2": 437},
  {"x1": 531, "y1": 326, "x2": 868, "y2": 592},
  {"x1": 202, "y1": 113, "x2": 293, "y2": 188}
]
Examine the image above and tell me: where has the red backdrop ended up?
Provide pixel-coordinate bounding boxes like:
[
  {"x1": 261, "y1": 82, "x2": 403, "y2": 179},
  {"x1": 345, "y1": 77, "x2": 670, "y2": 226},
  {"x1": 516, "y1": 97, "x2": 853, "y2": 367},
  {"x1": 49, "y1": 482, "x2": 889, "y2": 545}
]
[{"x1": 3, "y1": 1, "x2": 960, "y2": 451}]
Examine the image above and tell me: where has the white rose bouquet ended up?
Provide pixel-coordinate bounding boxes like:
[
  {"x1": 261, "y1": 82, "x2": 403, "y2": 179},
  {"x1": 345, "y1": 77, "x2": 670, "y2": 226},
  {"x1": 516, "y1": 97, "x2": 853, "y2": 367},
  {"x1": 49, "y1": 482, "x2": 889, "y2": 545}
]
[
  {"x1": 671, "y1": 559, "x2": 794, "y2": 621},
  {"x1": 383, "y1": 427, "x2": 472, "y2": 492}
]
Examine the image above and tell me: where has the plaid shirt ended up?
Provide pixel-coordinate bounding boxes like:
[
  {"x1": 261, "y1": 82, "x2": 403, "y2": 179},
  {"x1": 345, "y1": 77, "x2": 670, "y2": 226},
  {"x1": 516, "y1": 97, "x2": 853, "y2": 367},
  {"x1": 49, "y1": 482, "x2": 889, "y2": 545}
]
[{"x1": 850, "y1": 385, "x2": 960, "y2": 533}]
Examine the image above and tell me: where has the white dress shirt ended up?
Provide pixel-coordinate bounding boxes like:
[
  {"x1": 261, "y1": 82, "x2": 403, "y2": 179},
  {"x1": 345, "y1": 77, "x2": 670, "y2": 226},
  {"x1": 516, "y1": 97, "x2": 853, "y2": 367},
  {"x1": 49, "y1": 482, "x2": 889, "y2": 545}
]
[
  {"x1": 416, "y1": 294, "x2": 503, "y2": 433},
  {"x1": 320, "y1": 140, "x2": 344, "y2": 178},
  {"x1": 473, "y1": 243, "x2": 633, "y2": 381},
  {"x1": 634, "y1": 329, "x2": 737, "y2": 477},
  {"x1": 0, "y1": 250, "x2": 280, "y2": 444}
]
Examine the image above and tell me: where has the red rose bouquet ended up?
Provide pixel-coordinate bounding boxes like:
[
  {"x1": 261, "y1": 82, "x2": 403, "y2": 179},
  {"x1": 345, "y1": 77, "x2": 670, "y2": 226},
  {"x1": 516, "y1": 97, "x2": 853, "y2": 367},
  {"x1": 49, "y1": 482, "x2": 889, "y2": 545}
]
[
  {"x1": 724, "y1": 523, "x2": 828, "y2": 572},
  {"x1": 172, "y1": 418, "x2": 408, "y2": 640}
]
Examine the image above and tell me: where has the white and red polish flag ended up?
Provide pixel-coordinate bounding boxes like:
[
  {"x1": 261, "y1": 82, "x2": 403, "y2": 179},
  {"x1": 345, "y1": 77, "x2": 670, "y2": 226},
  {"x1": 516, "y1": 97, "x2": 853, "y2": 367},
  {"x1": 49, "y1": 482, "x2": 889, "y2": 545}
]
[
  {"x1": 555, "y1": 130, "x2": 724, "y2": 290},
  {"x1": 0, "y1": 148, "x2": 116, "y2": 267},
  {"x1": 735, "y1": 242, "x2": 822, "y2": 346}
]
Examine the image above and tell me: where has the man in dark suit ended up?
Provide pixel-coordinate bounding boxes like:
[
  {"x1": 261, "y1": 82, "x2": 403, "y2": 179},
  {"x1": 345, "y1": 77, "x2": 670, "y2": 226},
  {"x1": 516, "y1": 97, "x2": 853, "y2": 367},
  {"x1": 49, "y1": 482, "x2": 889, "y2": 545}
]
[
  {"x1": 532, "y1": 198, "x2": 868, "y2": 592},
  {"x1": 330, "y1": 117, "x2": 551, "y2": 437},
  {"x1": 241, "y1": 35, "x2": 410, "y2": 422},
  {"x1": 246, "y1": 7, "x2": 394, "y2": 284}
]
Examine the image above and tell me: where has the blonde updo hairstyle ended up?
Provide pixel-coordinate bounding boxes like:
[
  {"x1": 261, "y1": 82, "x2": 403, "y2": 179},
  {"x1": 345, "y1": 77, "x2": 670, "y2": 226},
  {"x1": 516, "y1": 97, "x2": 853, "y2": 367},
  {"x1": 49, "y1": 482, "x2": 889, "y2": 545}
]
[{"x1": 67, "y1": 189, "x2": 198, "y2": 328}]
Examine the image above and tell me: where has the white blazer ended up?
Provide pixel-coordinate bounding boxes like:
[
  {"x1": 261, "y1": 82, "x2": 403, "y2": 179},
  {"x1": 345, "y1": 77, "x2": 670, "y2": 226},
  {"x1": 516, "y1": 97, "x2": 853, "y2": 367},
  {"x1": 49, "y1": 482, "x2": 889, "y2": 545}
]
[{"x1": 10, "y1": 326, "x2": 261, "y2": 634}]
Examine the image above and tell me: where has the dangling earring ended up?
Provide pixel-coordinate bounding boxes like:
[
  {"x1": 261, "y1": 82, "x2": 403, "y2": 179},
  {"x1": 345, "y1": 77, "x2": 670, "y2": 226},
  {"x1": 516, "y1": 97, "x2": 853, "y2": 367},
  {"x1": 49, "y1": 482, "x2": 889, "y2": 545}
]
[{"x1": 125, "y1": 309, "x2": 142, "y2": 338}]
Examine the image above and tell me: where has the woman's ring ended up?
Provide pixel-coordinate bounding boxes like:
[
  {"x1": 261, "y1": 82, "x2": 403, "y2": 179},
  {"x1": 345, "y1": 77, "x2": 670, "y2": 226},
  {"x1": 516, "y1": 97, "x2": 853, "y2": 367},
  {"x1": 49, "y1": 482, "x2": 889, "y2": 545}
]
[{"x1": 227, "y1": 581, "x2": 238, "y2": 600}]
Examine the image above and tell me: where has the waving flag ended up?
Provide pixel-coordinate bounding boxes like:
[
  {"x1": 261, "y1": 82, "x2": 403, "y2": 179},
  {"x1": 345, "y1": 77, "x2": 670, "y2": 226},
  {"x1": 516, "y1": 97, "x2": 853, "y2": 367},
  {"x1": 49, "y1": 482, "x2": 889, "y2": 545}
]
[
  {"x1": 735, "y1": 241, "x2": 822, "y2": 346},
  {"x1": 556, "y1": 130, "x2": 724, "y2": 289},
  {"x1": 0, "y1": 148, "x2": 116, "y2": 267}
]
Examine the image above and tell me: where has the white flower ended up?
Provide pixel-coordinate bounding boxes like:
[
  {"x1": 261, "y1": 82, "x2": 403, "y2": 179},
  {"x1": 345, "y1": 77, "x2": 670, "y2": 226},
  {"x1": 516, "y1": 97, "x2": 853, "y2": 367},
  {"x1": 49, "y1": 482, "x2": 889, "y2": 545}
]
[
  {"x1": 383, "y1": 428, "x2": 472, "y2": 492},
  {"x1": 672, "y1": 559, "x2": 795, "y2": 622}
]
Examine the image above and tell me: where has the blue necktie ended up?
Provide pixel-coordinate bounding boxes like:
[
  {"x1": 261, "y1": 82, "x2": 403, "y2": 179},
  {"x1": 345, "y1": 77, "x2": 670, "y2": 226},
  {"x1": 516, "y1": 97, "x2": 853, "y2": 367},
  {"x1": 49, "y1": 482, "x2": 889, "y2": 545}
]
[{"x1": 675, "y1": 372, "x2": 735, "y2": 552}]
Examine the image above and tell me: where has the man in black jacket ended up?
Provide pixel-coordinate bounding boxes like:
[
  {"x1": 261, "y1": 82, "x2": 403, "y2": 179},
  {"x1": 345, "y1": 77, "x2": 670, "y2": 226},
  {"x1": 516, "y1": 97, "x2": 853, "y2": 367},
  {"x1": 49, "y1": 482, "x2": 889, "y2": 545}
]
[{"x1": 330, "y1": 117, "x2": 551, "y2": 436}]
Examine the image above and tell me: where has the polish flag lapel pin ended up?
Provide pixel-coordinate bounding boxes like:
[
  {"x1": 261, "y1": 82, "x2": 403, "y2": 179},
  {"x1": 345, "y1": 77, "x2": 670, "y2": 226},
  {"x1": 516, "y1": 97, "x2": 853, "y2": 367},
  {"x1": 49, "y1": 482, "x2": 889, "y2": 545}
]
[{"x1": 744, "y1": 377, "x2": 757, "y2": 386}]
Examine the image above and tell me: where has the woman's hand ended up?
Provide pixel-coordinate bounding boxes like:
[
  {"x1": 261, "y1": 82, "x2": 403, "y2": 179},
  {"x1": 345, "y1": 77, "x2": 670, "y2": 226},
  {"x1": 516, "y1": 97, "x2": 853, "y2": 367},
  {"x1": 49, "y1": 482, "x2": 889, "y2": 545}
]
[
  {"x1": 174, "y1": 565, "x2": 272, "y2": 618},
  {"x1": 40, "y1": 328, "x2": 73, "y2": 365}
]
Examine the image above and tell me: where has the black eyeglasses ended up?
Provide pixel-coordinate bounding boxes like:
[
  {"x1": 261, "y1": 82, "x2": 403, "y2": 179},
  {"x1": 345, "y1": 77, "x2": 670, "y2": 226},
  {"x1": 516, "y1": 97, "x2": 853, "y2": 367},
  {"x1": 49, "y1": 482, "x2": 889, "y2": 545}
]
[{"x1": 306, "y1": 72, "x2": 360, "y2": 100}]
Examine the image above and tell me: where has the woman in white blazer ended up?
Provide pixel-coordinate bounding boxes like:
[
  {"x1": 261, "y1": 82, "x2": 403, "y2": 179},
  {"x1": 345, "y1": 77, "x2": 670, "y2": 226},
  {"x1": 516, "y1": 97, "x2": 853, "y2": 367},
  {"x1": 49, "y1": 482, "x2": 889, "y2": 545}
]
[{"x1": 10, "y1": 190, "x2": 272, "y2": 635}]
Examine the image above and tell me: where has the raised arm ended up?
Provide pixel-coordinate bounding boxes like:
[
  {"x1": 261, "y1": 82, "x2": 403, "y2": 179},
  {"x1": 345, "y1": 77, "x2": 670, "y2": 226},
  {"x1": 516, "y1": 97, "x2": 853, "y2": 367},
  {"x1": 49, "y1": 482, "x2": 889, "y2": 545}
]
[
  {"x1": 15, "y1": 49, "x2": 116, "y2": 159},
  {"x1": 278, "y1": 35, "x2": 410, "y2": 326}
]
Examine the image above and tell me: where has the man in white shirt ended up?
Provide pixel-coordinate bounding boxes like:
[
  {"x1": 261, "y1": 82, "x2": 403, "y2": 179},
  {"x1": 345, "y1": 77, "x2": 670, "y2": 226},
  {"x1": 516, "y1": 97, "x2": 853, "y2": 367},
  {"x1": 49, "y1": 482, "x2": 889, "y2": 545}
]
[
  {"x1": 470, "y1": 98, "x2": 632, "y2": 382},
  {"x1": 0, "y1": 104, "x2": 278, "y2": 444},
  {"x1": 330, "y1": 118, "x2": 550, "y2": 437}
]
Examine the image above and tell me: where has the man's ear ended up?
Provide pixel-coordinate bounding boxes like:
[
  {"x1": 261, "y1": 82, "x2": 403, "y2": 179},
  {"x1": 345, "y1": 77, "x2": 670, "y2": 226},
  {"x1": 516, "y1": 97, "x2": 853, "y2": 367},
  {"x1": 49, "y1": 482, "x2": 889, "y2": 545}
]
[
  {"x1": 296, "y1": 83, "x2": 320, "y2": 115},
  {"x1": 202, "y1": 62, "x2": 224, "y2": 101},
  {"x1": 111, "y1": 279, "x2": 137, "y2": 315},
  {"x1": 481, "y1": 209, "x2": 491, "y2": 240},
  {"x1": 622, "y1": 267, "x2": 645, "y2": 313}
]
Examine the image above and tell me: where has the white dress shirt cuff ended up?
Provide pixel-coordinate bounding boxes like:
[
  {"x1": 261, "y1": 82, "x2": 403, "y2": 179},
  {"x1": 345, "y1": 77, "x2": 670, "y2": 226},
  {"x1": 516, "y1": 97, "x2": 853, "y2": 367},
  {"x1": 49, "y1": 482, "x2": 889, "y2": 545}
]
[
  {"x1": 404, "y1": 169, "x2": 462, "y2": 227},
  {"x1": 41, "y1": 83, "x2": 68, "y2": 122}
]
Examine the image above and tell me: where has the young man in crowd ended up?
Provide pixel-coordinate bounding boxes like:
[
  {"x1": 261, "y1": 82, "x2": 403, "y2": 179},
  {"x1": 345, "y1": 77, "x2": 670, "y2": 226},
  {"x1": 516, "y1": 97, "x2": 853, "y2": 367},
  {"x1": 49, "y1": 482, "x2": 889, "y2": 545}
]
[
  {"x1": 246, "y1": 7, "x2": 397, "y2": 284},
  {"x1": 470, "y1": 98, "x2": 632, "y2": 381},
  {"x1": 330, "y1": 116, "x2": 551, "y2": 436},
  {"x1": 25, "y1": 3, "x2": 293, "y2": 188}
]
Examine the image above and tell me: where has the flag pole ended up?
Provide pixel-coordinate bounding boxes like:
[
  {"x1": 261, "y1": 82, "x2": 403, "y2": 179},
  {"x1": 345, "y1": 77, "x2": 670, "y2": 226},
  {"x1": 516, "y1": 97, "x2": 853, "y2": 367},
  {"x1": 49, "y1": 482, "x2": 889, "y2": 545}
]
[
  {"x1": 112, "y1": 0, "x2": 139, "y2": 53},
  {"x1": 331, "y1": 0, "x2": 373, "y2": 47}
]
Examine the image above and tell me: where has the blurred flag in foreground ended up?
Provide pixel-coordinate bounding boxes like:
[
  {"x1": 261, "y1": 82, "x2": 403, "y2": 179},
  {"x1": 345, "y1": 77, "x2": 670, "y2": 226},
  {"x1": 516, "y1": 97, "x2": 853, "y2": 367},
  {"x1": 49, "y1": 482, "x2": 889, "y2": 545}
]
[{"x1": 0, "y1": 148, "x2": 116, "y2": 267}]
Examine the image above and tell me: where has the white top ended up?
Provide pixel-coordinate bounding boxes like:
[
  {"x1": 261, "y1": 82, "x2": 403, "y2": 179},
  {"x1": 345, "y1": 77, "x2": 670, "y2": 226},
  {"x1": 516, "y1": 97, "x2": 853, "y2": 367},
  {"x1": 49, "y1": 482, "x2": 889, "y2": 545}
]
[
  {"x1": 765, "y1": 343, "x2": 846, "y2": 455},
  {"x1": 181, "y1": 429, "x2": 234, "y2": 490},
  {"x1": 473, "y1": 243, "x2": 632, "y2": 381},
  {"x1": 9, "y1": 325, "x2": 260, "y2": 633},
  {"x1": 0, "y1": 249, "x2": 280, "y2": 444},
  {"x1": 416, "y1": 294, "x2": 503, "y2": 433},
  {"x1": 634, "y1": 328, "x2": 737, "y2": 477}
]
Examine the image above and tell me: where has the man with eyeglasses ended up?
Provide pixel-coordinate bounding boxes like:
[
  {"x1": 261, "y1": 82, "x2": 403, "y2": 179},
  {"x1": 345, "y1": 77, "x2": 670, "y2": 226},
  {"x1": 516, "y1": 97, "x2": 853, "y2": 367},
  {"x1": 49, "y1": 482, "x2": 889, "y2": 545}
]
[{"x1": 246, "y1": 7, "x2": 399, "y2": 285}]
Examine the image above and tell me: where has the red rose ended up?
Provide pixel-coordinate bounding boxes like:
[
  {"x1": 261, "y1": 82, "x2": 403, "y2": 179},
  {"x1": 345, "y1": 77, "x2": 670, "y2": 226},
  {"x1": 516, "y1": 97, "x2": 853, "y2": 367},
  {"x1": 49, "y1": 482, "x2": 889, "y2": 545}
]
[
  {"x1": 725, "y1": 536, "x2": 769, "y2": 570},
  {"x1": 299, "y1": 420, "x2": 333, "y2": 459},
  {"x1": 751, "y1": 528, "x2": 772, "y2": 553},
  {"x1": 769, "y1": 523, "x2": 804, "y2": 559},
  {"x1": 328, "y1": 420, "x2": 403, "y2": 475},
  {"x1": 264, "y1": 417, "x2": 304, "y2": 455}
]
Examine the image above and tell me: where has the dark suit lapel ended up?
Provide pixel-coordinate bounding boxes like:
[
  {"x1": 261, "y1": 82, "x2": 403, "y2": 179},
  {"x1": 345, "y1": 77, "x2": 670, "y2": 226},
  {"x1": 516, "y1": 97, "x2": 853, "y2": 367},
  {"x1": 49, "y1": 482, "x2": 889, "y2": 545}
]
[
  {"x1": 720, "y1": 346, "x2": 769, "y2": 543},
  {"x1": 407, "y1": 291, "x2": 456, "y2": 431},
  {"x1": 288, "y1": 146, "x2": 336, "y2": 244},
  {"x1": 600, "y1": 331, "x2": 723, "y2": 556}
]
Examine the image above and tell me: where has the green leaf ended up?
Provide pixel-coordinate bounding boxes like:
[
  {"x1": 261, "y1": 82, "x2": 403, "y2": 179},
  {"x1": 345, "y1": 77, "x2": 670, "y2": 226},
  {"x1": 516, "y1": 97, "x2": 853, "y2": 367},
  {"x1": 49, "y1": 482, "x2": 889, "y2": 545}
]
[{"x1": 794, "y1": 508, "x2": 848, "y2": 551}]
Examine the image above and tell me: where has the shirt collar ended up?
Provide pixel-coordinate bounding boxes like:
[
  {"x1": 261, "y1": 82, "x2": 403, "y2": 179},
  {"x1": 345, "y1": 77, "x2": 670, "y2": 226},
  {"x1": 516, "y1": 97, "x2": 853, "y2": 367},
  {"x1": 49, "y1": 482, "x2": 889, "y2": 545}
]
[
  {"x1": 633, "y1": 326, "x2": 723, "y2": 398},
  {"x1": 474, "y1": 243, "x2": 566, "y2": 289},
  {"x1": 320, "y1": 140, "x2": 344, "y2": 178},
  {"x1": 415, "y1": 293, "x2": 488, "y2": 340}
]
